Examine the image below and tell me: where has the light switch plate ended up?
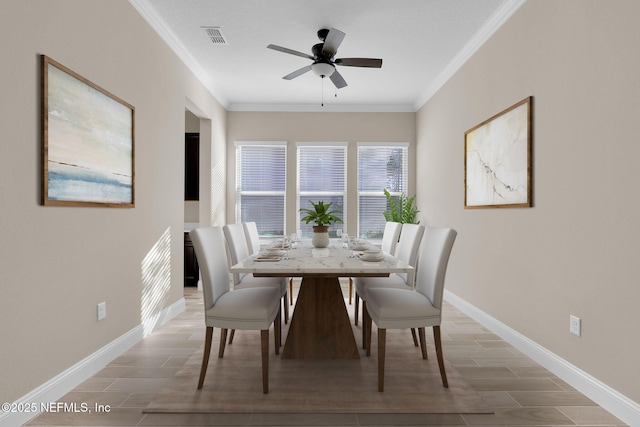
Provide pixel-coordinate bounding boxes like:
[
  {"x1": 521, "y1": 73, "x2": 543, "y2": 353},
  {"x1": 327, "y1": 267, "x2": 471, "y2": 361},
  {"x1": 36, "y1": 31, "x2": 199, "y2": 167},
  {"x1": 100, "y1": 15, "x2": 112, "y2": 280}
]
[
  {"x1": 569, "y1": 315, "x2": 581, "y2": 336},
  {"x1": 97, "y1": 302, "x2": 107, "y2": 321}
]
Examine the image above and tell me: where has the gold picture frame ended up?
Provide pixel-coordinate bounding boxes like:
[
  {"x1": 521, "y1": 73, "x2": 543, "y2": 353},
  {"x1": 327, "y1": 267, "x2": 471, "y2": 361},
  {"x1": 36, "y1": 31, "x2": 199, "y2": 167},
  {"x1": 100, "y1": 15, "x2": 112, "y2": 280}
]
[
  {"x1": 464, "y1": 96, "x2": 532, "y2": 209},
  {"x1": 41, "y1": 55, "x2": 135, "y2": 207}
]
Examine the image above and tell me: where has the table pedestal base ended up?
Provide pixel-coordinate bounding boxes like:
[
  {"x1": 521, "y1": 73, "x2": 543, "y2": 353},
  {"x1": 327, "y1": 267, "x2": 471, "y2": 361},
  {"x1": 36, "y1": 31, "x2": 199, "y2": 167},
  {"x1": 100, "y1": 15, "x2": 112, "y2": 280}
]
[{"x1": 282, "y1": 276, "x2": 360, "y2": 359}]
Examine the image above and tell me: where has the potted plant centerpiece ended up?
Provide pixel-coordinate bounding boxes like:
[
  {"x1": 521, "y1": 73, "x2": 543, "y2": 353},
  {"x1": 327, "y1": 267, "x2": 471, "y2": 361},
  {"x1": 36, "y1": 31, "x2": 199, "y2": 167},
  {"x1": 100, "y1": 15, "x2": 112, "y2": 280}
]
[{"x1": 300, "y1": 200, "x2": 343, "y2": 248}]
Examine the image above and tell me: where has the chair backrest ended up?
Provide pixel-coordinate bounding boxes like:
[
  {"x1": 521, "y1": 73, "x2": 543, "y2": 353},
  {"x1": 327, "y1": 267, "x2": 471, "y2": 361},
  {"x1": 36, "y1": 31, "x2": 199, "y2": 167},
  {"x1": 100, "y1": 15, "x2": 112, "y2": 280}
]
[
  {"x1": 380, "y1": 221, "x2": 402, "y2": 255},
  {"x1": 243, "y1": 222, "x2": 261, "y2": 255},
  {"x1": 415, "y1": 227, "x2": 457, "y2": 313},
  {"x1": 222, "y1": 223, "x2": 251, "y2": 285},
  {"x1": 189, "y1": 227, "x2": 231, "y2": 311},
  {"x1": 394, "y1": 223, "x2": 425, "y2": 287}
]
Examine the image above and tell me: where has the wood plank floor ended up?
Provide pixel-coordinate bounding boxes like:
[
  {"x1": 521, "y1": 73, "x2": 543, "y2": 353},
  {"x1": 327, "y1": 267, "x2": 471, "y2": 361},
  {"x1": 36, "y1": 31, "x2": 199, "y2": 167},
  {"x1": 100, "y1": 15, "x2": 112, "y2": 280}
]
[{"x1": 27, "y1": 281, "x2": 627, "y2": 426}]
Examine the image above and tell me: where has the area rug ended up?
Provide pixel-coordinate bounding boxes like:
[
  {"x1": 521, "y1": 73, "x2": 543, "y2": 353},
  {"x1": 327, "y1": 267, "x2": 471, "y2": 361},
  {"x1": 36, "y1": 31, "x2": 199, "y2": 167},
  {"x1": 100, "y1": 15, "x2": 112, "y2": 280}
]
[{"x1": 144, "y1": 321, "x2": 492, "y2": 414}]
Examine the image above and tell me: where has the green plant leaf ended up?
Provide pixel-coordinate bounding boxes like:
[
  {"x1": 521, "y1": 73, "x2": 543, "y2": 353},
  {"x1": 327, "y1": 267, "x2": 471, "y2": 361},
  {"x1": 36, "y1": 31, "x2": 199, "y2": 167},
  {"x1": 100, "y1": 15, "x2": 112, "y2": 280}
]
[
  {"x1": 382, "y1": 189, "x2": 420, "y2": 224},
  {"x1": 299, "y1": 200, "x2": 343, "y2": 227}
]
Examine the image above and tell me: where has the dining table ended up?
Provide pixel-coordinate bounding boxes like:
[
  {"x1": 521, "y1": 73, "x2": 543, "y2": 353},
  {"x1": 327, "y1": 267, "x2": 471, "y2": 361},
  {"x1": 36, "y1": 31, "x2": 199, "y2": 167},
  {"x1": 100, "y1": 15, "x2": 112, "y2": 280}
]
[{"x1": 229, "y1": 240, "x2": 413, "y2": 360}]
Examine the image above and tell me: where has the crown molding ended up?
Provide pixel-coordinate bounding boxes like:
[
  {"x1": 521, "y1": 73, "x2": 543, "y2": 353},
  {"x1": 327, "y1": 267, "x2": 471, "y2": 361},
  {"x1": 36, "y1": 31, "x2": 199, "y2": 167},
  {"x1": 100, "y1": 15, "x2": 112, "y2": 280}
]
[
  {"x1": 128, "y1": 0, "x2": 230, "y2": 109},
  {"x1": 413, "y1": 0, "x2": 527, "y2": 111},
  {"x1": 130, "y1": 0, "x2": 525, "y2": 113},
  {"x1": 228, "y1": 103, "x2": 415, "y2": 113}
]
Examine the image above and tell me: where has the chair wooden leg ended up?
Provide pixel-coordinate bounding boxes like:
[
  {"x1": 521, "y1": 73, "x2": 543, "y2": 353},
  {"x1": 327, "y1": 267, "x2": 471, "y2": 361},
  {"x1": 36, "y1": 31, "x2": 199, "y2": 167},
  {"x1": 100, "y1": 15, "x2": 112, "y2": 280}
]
[
  {"x1": 279, "y1": 306, "x2": 283, "y2": 348},
  {"x1": 228, "y1": 329, "x2": 235, "y2": 344},
  {"x1": 218, "y1": 328, "x2": 228, "y2": 358},
  {"x1": 354, "y1": 293, "x2": 360, "y2": 326},
  {"x1": 433, "y1": 326, "x2": 448, "y2": 388},
  {"x1": 362, "y1": 301, "x2": 369, "y2": 351},
  {"x1": 274, "y1": 307, "x2": 281, "y2": 354},
  {"x1": 348, "y1": 277, "x2": 353, "y2": 305},
  {"x1": 418, "y1": 327, "x2": 428, "y2": 359},
  {"x1": 289, "y1": 278, "x2": 293, "y2": 305},
  {"x1": 365, "y1": 303, "x2": 373, "y2": 356},
  {"x1": 378, "y1": 328, "x2": 386, "y2": 392},
  {"x1": 197, "y1": 327, "x2": 213, "y2": 389},
  {"x1": 261, "y1": 329, "x2": 270, "y2": 394},
  {"x1": 283, "y1": 295, "x2": 289, "y2": 325},
  {"x1": 410, "y1": 328, "x2": 419, "y2": 347}
]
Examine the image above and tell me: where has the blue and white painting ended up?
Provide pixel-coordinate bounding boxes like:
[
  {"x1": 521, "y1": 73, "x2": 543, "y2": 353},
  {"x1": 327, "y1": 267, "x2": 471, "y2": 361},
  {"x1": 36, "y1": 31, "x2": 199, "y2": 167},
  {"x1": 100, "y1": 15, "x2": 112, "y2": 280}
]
[{"x1": 45, "y1": 59, "x2": 134, "y2": 206}]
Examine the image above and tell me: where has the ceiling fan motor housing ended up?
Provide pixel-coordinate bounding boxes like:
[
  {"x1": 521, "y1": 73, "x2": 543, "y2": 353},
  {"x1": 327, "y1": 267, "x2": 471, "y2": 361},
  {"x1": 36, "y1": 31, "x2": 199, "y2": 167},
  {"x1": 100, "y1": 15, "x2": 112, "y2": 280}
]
[
  {"x1": 317, "y1": 28, "x2": 330, "y2": 41},
  {"x1": 312, "y1": 43, "x2": 328, "y2": 59}
]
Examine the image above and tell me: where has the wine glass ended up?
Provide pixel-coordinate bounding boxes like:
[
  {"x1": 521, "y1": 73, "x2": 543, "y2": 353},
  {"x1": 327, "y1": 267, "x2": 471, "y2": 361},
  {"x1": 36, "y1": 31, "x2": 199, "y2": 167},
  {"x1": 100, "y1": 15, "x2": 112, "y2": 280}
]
[
  {"x1": 282, "y1": 236, "x2": 290, "y2": 259},
  {"x1": 342, "y1": 231, "x2": 350, "y2": 248},
  {"x1": 348, "y1": 236, "x2": 357, "y2": 258}
]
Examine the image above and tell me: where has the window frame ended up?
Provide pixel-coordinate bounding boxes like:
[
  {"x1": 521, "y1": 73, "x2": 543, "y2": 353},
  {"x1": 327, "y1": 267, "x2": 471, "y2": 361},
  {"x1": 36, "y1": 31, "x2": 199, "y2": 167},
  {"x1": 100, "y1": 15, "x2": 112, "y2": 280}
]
[
  {"x1": 235, "y1": 141, "x2": 287, "y2": 237},
  {"x1": 356, "y1": 142, "x2": 409, "y2": 239},
  {"x1": 296, "y1": 142, "x2": 348, "y2": 238}
]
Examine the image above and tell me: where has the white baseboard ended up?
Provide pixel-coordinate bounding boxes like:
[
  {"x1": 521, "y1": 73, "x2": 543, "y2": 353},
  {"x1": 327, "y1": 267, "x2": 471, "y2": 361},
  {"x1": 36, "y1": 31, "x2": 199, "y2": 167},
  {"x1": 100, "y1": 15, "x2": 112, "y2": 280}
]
[
  {"x1": 444, "y1": 290, "x2": 640, "y2": 426},
  {"x1": 0, "y1": 297, "x2": 185, "y2": 427}
]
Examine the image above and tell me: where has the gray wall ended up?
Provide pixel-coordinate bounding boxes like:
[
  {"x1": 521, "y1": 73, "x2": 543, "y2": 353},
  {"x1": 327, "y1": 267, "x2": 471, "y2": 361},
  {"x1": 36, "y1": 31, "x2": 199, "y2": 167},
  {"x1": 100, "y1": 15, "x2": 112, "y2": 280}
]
[
  {"x1": 226, "y1": 112, "x2": 416, "y2": 236},
  {"x1": 0, "y1": 0, "x2": 226, "y2": 403},
  {"x1": 416, "y1": 0, "x2": 640, "y2": 401},
  {"x1": 3, "y1": 0, "x2": 639, "y2": 414}
]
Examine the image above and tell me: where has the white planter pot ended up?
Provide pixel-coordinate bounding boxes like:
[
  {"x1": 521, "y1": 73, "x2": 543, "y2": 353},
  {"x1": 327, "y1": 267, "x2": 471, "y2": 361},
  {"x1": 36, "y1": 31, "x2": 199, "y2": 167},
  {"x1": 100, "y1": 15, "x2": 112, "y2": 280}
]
[{"x1": 311, "y1": 226, "x2": 330, "y2": 248}]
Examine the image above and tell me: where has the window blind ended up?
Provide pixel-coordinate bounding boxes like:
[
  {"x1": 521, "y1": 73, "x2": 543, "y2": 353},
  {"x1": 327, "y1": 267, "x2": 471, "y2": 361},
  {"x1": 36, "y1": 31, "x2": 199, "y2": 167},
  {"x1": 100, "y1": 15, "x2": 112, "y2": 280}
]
[
  {"x1": 357, "y1": 144, "x2": 408, "y2": 239},
  {"x1": 235, "y1": 143, "x2": 286, "y2": 236},
  {"x1": 297, "y1": 144, "x2": 347, "y2": 238}
]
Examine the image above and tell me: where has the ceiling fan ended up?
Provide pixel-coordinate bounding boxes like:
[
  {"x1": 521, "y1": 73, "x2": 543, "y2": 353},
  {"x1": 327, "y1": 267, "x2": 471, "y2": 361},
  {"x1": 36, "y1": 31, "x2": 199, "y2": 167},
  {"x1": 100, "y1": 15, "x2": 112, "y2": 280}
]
[{"x1": 267, "y1": 28, "x2": 382, "y2": 89}]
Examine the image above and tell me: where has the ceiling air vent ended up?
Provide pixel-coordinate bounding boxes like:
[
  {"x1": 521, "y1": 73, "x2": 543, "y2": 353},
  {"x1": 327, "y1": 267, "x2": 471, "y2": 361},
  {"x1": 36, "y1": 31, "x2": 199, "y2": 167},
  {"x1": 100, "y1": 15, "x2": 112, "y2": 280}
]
[{"x1": 202, "y1": 27, "x2": 227, "y2": 45}]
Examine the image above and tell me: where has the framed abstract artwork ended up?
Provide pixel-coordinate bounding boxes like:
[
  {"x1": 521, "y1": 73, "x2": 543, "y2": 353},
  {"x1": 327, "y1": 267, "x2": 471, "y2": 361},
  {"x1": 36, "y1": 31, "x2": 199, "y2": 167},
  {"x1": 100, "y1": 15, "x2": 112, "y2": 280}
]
[
  {"x1": 41, "y1": 55, "x2": 135, "y2": 207},
  {"x1": 464, "y1": 96, "x2": 532, "y2": 209}
]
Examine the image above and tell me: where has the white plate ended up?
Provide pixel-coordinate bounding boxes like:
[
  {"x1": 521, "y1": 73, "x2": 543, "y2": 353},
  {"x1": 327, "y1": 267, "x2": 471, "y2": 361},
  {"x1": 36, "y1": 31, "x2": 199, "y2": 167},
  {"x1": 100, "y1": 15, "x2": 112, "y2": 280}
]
[
  {"x1": 358, "y1": 253, "x2": 385, "y2": 262},
  {"x1": 269, "y1": 242, "x2": 290, "y2": 249},
  {"x1": 262, "y1": 249, "x2": 284, "y2": 257}
]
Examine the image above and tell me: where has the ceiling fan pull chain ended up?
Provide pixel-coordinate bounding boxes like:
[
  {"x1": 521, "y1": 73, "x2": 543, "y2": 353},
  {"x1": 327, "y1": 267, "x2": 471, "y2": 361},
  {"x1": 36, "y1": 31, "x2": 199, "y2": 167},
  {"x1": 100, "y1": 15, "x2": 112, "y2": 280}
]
[{"x1": 321, "y1": 75, "x2": 325, "y2": 107}]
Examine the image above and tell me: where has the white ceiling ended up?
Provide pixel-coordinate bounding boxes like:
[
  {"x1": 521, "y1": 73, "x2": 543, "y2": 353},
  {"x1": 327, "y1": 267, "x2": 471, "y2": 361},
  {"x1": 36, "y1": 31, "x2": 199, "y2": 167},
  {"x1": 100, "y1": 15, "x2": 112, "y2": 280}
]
[{"x1": 129, "y1": 0, "x2": 525, "y2": 112}]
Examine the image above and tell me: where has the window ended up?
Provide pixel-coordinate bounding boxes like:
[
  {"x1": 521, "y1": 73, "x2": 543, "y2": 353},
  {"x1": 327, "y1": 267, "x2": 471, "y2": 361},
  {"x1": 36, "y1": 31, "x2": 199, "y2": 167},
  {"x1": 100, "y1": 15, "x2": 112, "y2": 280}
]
[
  {"x1": 357, "y1": 143, "x2": 408, "y2": 239},
  {"x1": 235, "y1": 142, "x2": 286, "y2": 236},
  {"x1": 297, "y1": 143, "x2": 347, "y2": 238}
]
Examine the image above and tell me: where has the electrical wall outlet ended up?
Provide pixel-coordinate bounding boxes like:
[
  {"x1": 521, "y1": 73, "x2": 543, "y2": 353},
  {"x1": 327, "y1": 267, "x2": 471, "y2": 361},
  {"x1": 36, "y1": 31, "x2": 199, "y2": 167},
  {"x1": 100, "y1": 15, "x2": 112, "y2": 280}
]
[
  {"x1": 97, "y1": 302, "x2": 107, "y2": 321},
  {"x1": 569, "y1": 315, "x2": 581, "y2": 336}
]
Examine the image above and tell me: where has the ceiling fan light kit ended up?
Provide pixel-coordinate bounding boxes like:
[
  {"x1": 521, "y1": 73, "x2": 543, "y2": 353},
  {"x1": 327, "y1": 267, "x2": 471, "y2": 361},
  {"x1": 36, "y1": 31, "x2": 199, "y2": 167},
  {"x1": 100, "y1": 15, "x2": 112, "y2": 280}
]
[
  {"x1": 311, "y1": 61, "x2": 335, "y2": 77},
  {"x1": 267, "y1": 27, "x2": 382, "y2": 90}
]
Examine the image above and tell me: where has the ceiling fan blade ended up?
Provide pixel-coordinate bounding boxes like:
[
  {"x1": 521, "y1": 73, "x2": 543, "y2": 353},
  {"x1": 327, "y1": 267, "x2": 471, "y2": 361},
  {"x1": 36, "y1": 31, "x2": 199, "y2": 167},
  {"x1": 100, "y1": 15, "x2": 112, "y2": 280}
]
[
  {"x1": 321, "y1": 28, "x2": 346, "y2": 58},
  {"x1": 283, "y1": 65, "x2": 312, "y2": 80},
  {"x1": 335, "y1": 58, "x2": 383, "y2": 68},
  {"x1": 267, "y1": 44, "x2": 313, "y2": 60},
  {"x1": 329, "y1": 69, "x2": 347, "y2": 89}
]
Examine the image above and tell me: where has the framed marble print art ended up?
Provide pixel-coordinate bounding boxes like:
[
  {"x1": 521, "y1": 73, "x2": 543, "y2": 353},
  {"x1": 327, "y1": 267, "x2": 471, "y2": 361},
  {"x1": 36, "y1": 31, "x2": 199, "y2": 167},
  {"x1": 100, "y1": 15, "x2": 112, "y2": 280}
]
[
  {"x1": 464, "y1": 97, "x2": 532, "y2": 209},
  {"x1": 41, "y1": 55, "x2": 135, "y2": 207}
]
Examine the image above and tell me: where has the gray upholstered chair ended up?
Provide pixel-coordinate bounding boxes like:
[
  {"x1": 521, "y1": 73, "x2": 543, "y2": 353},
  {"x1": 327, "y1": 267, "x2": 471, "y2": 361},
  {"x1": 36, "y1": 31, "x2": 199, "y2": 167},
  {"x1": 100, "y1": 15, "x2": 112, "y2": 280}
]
[
  {"x1": 352, "y1": 221, "x2": 402, "y2": 318},
  {"x1": 380, "y1": 221, "x2": 402, "y2": 256},
  {"x1": 365, "y1": 227, "x2": 457, "y2": 391},
  {"x1": 223, "y1": 224, "x2": 289, "y2": 327},
  {"x1": 354, "y1": 223, "x2": 424, "y2": 346},
  {"x1": 190, "y1": 227, "x2": 281, "y2": 394},
  {"x1": 243, "y1": 221, "x2": 261, "y2": 255},
  {"x1": 244, "y1": 221, "x2": 297, "y2": 307}
]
